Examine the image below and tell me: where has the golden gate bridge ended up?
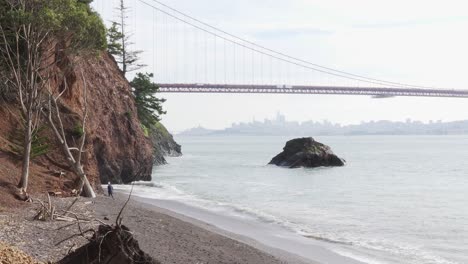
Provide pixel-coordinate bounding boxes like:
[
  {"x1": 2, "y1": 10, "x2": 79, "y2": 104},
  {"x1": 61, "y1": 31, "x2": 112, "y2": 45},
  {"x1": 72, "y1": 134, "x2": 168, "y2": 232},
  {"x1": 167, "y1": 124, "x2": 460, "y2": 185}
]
[{"x1": 92, "y1": 0, "x2": 468, "y2": 98}]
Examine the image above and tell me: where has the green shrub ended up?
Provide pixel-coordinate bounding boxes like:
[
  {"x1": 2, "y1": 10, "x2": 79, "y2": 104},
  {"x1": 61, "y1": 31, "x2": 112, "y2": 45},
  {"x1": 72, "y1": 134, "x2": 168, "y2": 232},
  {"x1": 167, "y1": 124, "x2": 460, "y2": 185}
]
[
  {"x1": 141, "y1": 123, "x2": 149, "y2": 137},
  {"x1": 152, "y1": 121, "x2": 170, "y2": 138},
  {"x1": 72, "y1": 123, "x2": 84, "y2": 137}
]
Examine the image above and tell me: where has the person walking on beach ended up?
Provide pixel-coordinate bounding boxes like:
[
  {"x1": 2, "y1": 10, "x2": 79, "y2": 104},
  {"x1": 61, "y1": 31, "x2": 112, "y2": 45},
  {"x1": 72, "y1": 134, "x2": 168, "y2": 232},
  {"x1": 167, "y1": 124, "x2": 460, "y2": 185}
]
[{"x1": 107, "y1": 182, "x2": 114, "y2": 199}]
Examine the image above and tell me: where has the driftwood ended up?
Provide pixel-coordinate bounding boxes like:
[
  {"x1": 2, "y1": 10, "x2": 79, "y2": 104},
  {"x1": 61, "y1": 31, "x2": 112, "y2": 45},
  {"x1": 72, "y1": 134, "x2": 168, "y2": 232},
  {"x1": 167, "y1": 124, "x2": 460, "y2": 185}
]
[
  {"x1": 63, "y1": 197, "x2": 79, "y2": 217},
  {"x1": 34, "y1": 193, "x2": 55, "y2": 221},
  {"x1": 33, "y1": 195, "x2": 89, "y2": 222}
]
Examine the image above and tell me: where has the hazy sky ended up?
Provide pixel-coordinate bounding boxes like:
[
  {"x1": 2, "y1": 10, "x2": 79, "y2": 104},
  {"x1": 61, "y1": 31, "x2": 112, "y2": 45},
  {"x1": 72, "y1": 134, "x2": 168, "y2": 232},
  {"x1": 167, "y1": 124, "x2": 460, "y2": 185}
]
[{"x1": 92, "y1": 0, "x2": 468, "y2": 132}]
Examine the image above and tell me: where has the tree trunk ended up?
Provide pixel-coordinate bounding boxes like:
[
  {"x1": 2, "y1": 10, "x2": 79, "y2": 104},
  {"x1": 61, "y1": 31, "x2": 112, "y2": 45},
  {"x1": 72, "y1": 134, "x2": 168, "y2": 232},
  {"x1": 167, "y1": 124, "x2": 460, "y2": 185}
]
[
  {"x1": 18, "y1": 114, "x2": 32, "y2": 192},
  {"x1": 76, "y1": 164, "x2": 96, "y2": 198},
  {"x1": 120, "y1": 0, "x2": 127, "y2": 76},
  {"x1": 62, "y1": 137, "x2": 96, "y2": 198}
]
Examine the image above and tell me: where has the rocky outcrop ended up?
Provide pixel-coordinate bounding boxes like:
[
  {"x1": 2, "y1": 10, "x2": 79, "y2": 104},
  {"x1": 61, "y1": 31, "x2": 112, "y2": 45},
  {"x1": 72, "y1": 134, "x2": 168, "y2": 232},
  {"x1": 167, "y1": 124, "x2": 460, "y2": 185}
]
[
  {"x1": 269, "y1": 137, "x2": 345, "y2": 168},
  {"x1": 149, "y1": 122, "x2": 182, "y2": 165}
]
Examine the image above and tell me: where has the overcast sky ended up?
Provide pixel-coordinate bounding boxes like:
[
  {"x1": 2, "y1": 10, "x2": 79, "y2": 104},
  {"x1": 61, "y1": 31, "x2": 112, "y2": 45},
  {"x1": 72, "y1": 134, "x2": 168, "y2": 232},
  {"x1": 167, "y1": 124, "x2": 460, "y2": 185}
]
[{"x1": 92, "y1": 0, "x2": 468, "y2": 132}]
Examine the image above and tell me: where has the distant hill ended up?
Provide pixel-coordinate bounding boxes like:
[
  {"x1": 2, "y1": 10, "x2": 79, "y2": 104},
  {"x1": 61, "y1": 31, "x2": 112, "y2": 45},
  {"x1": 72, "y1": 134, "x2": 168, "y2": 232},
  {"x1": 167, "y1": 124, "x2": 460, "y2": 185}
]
[{"x1": 178, "y1": 126, "x2": 218, "y2": 136}]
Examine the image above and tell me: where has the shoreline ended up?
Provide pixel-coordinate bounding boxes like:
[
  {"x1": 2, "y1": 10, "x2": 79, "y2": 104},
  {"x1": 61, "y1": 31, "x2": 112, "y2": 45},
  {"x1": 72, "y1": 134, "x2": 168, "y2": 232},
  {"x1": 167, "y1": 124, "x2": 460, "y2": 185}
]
[
  {"x1": 111, "y1": 189, "x2": 365, "y2": 264},
  {"x1": 1, "y1": 191, "x2": 364, "y2": 263}
]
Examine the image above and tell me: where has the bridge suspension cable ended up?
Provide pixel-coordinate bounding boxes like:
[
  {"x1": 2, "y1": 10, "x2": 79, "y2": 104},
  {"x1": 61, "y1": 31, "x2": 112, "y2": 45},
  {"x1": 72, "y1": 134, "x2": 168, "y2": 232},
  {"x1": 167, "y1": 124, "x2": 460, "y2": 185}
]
[
  {"x1": 136, "y1": 0, "x2": 439, "y2": 90},
  {"x1": 135, "y1": 0, "x2": 389, "y2": 87}
]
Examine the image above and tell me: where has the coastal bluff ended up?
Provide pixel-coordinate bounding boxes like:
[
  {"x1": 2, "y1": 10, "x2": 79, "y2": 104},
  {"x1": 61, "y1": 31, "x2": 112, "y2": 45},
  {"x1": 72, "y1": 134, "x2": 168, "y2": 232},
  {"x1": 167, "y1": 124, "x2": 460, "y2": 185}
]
[
  {"x1": 269, "y1": 137, "x2": 345, "y2": 168},
  {"x1": 0, "y1": 51, "x2": 153, "y2": 186},
  {"x1": 0, "y1": 47, "x2": 180, "y2": 202}
]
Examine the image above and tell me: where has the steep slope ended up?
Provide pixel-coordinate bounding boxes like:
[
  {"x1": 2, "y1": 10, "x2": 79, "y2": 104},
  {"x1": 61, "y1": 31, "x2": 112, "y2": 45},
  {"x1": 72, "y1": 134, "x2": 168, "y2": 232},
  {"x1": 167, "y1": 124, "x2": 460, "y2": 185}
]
[
  {"x1": 0, "y1": 50, "x2": 154, "y2": 201},
  {"x1": 45, "y1": 50, "x2": 155, "y2": 184}
]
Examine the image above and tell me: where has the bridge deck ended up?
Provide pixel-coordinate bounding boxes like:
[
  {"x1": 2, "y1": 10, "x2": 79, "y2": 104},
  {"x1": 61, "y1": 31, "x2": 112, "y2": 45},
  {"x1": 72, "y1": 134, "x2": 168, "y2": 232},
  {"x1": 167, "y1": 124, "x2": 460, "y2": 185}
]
[{"x1": 156, "y1": 83, "x2": 468, "y2": 98}]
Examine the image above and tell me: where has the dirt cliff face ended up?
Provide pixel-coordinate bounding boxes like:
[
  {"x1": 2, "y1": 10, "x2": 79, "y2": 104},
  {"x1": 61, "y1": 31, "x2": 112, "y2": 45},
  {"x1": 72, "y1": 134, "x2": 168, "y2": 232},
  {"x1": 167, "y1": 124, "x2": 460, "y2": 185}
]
[
  {"x1": 0, "y1": 50, "x2": 154, "y2": 199},
  {"x1": 49, "y1": 52, "x2": 154, "y2": 184}
]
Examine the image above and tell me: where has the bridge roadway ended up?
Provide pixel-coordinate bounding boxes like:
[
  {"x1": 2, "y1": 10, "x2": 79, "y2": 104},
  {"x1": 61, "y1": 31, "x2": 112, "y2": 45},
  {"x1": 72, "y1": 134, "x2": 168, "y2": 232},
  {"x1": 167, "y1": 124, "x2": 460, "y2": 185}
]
[{"x1": 157, "y1": 83, "x2": 468, "y2": 98}]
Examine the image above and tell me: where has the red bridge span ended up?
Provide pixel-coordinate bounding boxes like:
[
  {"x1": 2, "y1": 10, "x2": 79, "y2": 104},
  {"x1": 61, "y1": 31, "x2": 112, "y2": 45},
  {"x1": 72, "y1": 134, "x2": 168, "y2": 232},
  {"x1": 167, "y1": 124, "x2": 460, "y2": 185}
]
[{"x1": 157, "y1": 84, "x2": 468, "y2": 98}]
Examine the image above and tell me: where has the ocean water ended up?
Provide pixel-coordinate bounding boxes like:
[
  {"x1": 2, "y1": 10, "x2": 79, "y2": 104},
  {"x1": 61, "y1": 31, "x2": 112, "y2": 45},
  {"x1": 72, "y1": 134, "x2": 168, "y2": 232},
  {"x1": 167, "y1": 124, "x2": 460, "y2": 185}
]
[{"x1": 118, "y1": 135, "x2": 468, "y2": 264}]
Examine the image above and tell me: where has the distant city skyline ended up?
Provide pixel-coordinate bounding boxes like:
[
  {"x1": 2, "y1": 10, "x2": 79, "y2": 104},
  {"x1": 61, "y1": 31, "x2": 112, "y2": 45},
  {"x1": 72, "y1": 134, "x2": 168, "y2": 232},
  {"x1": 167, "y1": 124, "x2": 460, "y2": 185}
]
[
  {"x1": 229, "y1": 112, "x2": 447, "y2": 127},
  {"x1": 178, "y1": 112, "x2": 468, "y2": 135}
]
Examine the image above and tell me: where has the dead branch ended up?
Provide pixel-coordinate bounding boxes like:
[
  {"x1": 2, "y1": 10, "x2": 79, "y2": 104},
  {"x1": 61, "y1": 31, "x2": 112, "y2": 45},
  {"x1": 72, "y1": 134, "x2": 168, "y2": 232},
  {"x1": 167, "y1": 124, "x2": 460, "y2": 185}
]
[
  {"x1": 74, "y1": 214, "x2": 93, "y2": 242},
  {"x1": 54, "y1": 229, "x2": 96, "y2": 246},
  {"x1": 64, "y1": 197, "x2": 79, "y2": 217},
  {"x1": 98, "y1": 230, "x2": 113, "y2": 263},
  {"x1": 56, "y1": 222, "x2": 79, "y2": 231},
  {"x1": 55, "y1": 216, "x2": 76, "y2": 222},
  {"x1": 77, "y1": 69, "x2": 87, "y2": 166},
  {"x1": 67, "y1": 244, "x2": 76, "y2": 255},
  {"x1": 115, "y1": 183, "x2": 135, "y2": 227},
  {"x1": 33, "y1": 193, "x2": 55, "y2": 221}
]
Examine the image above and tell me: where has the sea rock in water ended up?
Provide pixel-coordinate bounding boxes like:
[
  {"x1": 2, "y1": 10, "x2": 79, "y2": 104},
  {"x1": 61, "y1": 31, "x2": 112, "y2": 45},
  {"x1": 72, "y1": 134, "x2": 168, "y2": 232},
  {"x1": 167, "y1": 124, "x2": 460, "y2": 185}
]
[{"x1": 269, "y1": 137, "x2": 345, "y2": 168}]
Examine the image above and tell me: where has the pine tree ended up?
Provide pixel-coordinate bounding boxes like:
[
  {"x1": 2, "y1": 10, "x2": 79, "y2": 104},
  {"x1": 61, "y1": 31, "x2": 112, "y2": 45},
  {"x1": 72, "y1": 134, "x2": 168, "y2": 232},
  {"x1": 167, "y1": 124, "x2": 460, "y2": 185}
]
[
  {"x1": 107, "y1": 0, "x2": 145, "y2": 76},
  {"x1": 107, "y1": 22, "x2": 124, "y2": 56},
  {"x1": 130, "y1": 73, "x2": 166, "y2": 127}
]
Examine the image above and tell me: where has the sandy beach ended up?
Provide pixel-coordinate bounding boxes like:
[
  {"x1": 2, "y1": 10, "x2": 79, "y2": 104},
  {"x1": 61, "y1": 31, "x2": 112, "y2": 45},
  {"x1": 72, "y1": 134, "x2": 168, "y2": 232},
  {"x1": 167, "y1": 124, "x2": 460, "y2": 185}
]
[{"x1": 0, "y1": 194, "x2": 310, "y2": 263}]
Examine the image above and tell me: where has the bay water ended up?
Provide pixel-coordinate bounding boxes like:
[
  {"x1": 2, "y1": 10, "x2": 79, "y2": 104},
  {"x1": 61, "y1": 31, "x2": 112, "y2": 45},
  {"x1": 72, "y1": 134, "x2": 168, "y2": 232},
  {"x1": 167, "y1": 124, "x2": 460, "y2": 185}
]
[{"x1": 117, "y1": 135, "x2": 468, "y2": 264}]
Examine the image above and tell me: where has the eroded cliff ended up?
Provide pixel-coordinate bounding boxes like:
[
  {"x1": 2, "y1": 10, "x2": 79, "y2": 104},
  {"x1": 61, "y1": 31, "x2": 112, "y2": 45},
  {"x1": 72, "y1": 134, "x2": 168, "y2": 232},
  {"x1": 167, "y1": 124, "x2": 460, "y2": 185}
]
[
  {"x1": 0, "y1": 50, "x2": 155, "y2": 200},
  {"x1": 56, "y1": 53, "x2": 155, "y2": 184}
]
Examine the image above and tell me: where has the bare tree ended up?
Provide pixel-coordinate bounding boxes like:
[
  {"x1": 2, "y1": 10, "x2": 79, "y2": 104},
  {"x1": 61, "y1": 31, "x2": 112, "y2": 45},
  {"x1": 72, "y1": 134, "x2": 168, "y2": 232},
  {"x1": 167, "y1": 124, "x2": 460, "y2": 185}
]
[
  {"x1": 0, "y1": 2, "x2": 52, "y2": 194},
  {"x1": 43, "y1": 70, "x2": 95, "y2": 198}
]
